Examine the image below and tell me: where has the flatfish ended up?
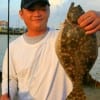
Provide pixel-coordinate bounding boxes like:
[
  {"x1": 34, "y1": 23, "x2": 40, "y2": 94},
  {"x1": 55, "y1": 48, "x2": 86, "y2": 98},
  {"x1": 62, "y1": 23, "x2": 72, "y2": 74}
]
[{"x1": 55, "y1": 2, "x2": 99, "y2": 100}]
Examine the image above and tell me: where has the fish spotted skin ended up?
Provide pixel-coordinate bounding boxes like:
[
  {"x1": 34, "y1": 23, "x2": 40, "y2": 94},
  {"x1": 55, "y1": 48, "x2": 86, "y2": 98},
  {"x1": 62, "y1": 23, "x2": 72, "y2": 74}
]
[{"x1": 55, "y1": 2, "x2": 98, "y2": 100}]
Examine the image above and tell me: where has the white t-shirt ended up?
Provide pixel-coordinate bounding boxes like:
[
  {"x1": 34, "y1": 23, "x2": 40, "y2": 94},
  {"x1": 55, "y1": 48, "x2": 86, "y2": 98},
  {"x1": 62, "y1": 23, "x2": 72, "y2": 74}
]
[{"x1": 2, "y1": 28, "x2": 73, "y2": 100}]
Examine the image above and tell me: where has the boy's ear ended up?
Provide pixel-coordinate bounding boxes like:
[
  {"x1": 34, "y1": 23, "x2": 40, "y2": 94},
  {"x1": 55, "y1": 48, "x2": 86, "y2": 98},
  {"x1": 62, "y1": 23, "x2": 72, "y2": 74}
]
[{"x1": 19, "y1": 10, "x2": 23, "y2": 19}]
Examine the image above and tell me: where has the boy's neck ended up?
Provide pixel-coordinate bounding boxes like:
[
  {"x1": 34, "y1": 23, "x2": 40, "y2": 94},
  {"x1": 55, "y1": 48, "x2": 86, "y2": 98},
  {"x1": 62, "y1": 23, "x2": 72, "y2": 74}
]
[{"x1": 26, "y1": 27, "x2": 48, "y2": 37}]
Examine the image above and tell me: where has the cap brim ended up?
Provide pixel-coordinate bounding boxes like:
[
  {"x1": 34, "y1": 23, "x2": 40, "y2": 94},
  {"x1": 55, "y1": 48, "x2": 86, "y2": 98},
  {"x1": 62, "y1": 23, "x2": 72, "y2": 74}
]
[{"x1": 23, "y1": 0, "x2": 50, "y2": 9}]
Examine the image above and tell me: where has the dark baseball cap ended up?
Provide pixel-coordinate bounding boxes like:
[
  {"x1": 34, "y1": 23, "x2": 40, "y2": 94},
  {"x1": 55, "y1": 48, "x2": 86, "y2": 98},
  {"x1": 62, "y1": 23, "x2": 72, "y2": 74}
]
[{"x1": 21, "y1": 0, "x2": 50, "y2": 9}]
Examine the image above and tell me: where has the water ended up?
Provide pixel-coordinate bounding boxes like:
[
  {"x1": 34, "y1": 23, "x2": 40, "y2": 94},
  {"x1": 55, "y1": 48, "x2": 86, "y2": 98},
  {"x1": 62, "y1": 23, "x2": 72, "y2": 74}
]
[
  {"x1": 90, "y1": 47, "x2": 100, "y2": 81},
  {"x1": 0, "y1": 34, "x2": 100, "y2": 81},
  {"x1": 0, "y1": 34, "x2": 19, "y2": 70}
]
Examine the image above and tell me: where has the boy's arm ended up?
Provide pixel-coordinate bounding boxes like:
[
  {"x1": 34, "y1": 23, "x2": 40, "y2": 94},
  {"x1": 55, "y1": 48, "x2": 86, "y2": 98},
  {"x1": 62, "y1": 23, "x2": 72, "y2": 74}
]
[{"x1": 1, "y1": 49, "x2": 18, "y2": 100}]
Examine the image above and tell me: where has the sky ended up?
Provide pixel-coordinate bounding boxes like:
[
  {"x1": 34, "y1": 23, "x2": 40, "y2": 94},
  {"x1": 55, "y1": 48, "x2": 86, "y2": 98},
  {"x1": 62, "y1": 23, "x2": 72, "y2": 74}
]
[{"x1": 0, "y1": 0, "x2": 100, "y2": 29}]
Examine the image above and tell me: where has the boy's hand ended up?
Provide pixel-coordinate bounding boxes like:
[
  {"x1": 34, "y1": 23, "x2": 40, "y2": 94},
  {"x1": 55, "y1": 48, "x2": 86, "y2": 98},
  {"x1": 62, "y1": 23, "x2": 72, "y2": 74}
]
[
  {"x1": 78, "y1": 11, "x2": 100, "y2": 34},
  {"x1": 0, "y1": 94, "x2": 10, "y2": 100}
]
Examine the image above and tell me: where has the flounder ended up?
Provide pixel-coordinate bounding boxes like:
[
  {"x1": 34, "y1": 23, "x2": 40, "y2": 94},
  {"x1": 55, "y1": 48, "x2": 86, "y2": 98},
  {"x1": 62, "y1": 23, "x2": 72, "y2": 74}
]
[{"x1": 55, "y1": 2, "x2": 99, "y2": 100}]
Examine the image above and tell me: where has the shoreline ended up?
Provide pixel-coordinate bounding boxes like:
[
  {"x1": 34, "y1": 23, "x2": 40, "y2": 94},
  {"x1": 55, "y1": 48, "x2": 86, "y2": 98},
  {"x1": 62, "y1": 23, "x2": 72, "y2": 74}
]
[{"x1": 0, "y1": 32, "x2": 22, "y2": 35}]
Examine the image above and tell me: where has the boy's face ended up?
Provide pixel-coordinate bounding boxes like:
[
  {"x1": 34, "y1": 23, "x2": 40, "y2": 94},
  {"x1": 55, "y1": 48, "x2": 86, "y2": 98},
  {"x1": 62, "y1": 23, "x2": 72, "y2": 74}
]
[{"x1": 19, "y1": 3, "x2": 50, "y2": 31}]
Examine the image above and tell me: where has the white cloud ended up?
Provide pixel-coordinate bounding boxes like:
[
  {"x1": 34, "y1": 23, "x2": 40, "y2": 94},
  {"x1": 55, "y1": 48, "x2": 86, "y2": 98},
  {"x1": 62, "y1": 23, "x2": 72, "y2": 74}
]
[
  {"x1": 49, "y1": 0, "x2": 65, "y2": 6},
  {"x1": 48, "y1": 0, "x2": 72, "y2": 28},
  {"x1": 75, "y1": 0, "x2": 100, "y2": 11}
]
